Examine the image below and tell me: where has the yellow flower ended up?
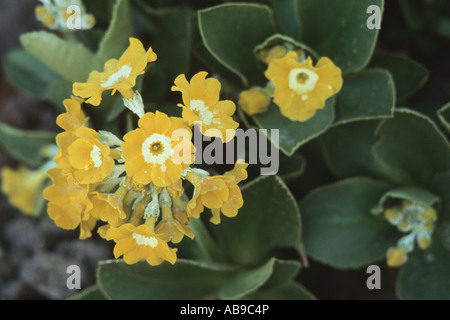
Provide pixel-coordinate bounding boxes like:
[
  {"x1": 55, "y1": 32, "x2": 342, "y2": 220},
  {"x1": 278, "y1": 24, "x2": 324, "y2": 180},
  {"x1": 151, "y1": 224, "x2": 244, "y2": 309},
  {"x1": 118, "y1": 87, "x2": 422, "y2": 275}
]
[
  {"x1": 66, "y1": 127, "x2": 115, "y2": 184},
  {"x1": 73, "y1": 38, "x2": 157, "y2": 106},
  {"x1": 56, "y1": 98, "x2": 89, "y2": 132},
  {"x1": 172, "y1": 71, "x2": 239, "y2": 142},
  {"x1": 238, "y1": 87, "x2": 270, "y2": 116},
  {"x1": 35, "y1": 5, "x2": 56, "y2": 28},
  {"x1": 155, "y1": 203, "x2": 194, "y2": 244},
  {"x1": 386, "y1": 247, "x2": 407, "y2": 267},
  {"x1": 90, "y1": 190, "x2": 128, "y2": 227},
  {"x1": 265, "y1": 52, "x2": 342, "y2": 122},
  {"x1": 1, "y1": 166, "x2": 48, "y2": 215},
  {"x1": 43, "y1": 168, "x2": 95, "y2": 239},
  {"x1": 186, "y1": 161, "x2": 248, "y2": 224},
  {"x1": 122, "y1": 111, "x2": 194, "y2": 187},
  {"x1": 106, "y1": 223, "x2": 177, "y2": 265}
]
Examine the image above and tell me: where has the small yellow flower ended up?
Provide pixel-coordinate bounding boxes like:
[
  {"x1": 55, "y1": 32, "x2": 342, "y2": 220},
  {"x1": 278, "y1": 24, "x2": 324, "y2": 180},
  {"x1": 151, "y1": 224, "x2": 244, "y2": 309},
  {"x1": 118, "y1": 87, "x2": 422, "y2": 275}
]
[
  {"x1": 66, "y1": 127, "x2": 115, "y2": 184},
  {"x1": 106, "y1": 223, "x2": 177, "y2": 265},
  {"x1": 1, "y1": 166, "x2": 48, "y2": 215},
  {"x1": 73, "y1": 38, "x2": 157, "y2": 106},
  {"x1": 35, "y1": 5, "x2": 56, "y2": 28},
  {"x1": 186, "y1": 161, "x2": 248, "y2": 224},
  {"x1": 43, "y1": 168, "x2": 95, "y2": 239},
  {"x1": 386, "y1": 247, "x2": 407, "y2": 267},
  {"x1": 156, "y1": 217, "x2": 194, "y2": 244},
  {"x1": 172, "y1": 71, "x2": 239, "y2": 142},
  {"x1": 265, "y1": 52, "x2": 342, "y2": 122},
  {"x1": 122, "y1": 111, "x2": 194, "y2": 187},
  {"x1": 90, "y1": 190, "x2": 128, "y2": 227},
  {"x1": 56, "y1": 98, "x2": 89, "y2": 132},
  {"x1": 238, "y1": 87, "x2": 270, "y2": 116}
]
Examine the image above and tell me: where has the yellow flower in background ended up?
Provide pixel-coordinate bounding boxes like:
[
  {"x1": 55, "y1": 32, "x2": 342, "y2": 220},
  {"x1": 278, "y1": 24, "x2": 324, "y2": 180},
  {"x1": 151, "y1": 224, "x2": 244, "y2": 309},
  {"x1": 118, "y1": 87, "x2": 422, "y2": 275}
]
[
  {"x1": 265, "y1": 51, "x2": 342, "y2": 122},
  {"x1": 186, "y1": 161, "x2": 248, "y2": 224},
  {"x1": 106, "y1": 223, "x2": 177, "y2": 265},
  {"x1": 172, "y1": 71, "x2": 239, "y2": 142},
  {"x1": 73, "y1": 37, "x2": 157, "y2": 106},
  {"x1": 238, "y1": 87, "x2": 270, "y2": 116},
  {"x1": 66, "y1": 127, "x2": 115, "y2": 184},
  {"x1": 386, "y1": 247, "x2": 407, "y2": 267},
  {"x1": 43, "y1": 168, "x2": 94, "y2": 238},
  {"x1": 122, "y1": 111, "x2": 194, "y2": 187},
  {"x1": 1, "y1": 166, "x2": 48, "y2": 215}
]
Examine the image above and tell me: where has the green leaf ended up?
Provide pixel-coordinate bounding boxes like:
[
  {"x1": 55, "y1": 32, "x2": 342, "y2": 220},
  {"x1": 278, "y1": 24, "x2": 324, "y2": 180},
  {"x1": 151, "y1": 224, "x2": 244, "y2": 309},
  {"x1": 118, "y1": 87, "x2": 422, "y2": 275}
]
[
  {"x1": 397, "y1": 235, "x2": 450, "y2": 300},
  {"x1": 210, "y1": 175, "x2": 301, "y2": 267},
  {"x1": 252, "y1": 98, "x2": 334, "y2": 156},
  {"x1": 278, "y1": 152, "x2": 305, "y2": 183},
  {"x1": 320, "y1": 120, "x2": 407, "y2": 185},
  {"x1": 96, "y1": 0, "x2": 134, "y2": 62},
  {"x1": 219, "y1": 258, "x2": 275, "y2": 300},
  {"x1": 2, "y1": 49, "x2": 61, "y2": 100},
  {"x1": 249, "y1": 281, "x2": 315, "y2": 300},
  {"x1": 368, "y1": 53, "x2": 429, "y2": 100},
  {"x1": 334, "y1": 69, "x2": 395, "y2": 125},
  {"x1": 198, "y1": 3, "x2": 276, "y2": 86},
  {"x1": 20, "y1": 31, "x2": 102, "y2": 82},
  {"x1": 69, "y1": 285, "x2": 107, "y2": 300},
  {"x1": 294, "y1": 0, "x2": 383, "y2": 73},
  {"x1": 269, "y1": 0, "x2": 300, "y2": 39},
  {"x1": 373, "y1": 109, "x2": 450, "y2": 186},
  {"x1": 0, "y1": 122, "x2": 56, "y2": 167},
  {"x1": 46, "y1": 80, "x2": 73, "y2": 111},
  {"x1": 97, "y1": 259, "x2": 235, "y2": 300},
  {"x1": 437, "y1": 101, "x2": 450, "y2": 134},
  {"x1": 299, "y1": 177, "x2": 399, "y2": 268}
]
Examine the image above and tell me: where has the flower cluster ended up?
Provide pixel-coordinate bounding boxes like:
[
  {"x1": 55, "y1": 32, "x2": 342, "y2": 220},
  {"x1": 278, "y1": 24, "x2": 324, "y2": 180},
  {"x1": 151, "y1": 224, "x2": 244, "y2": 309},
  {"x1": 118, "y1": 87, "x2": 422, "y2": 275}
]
[
  {"x1": 43, "y1": 38, "x2": 247, "y2": 266},
  {"x1": 383, "y1": 200, "x2": 437, "y2": 267},
  {"x1": 35, "y1": 0, "x2": 95, "y2": 31},
  {"x1": 239, "y1": 44, "x2": 343, "y2": 122}
]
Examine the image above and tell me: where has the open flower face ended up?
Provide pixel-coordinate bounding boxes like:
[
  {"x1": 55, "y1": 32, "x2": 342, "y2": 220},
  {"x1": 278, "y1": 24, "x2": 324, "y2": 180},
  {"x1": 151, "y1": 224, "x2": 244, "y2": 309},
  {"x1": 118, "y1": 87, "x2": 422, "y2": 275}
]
[
  {"x1": 265, "y1": 52, "x2": 343, "y2": 121},
  {"x1": 73, "y1": 37, "x2": 157, "y2": 106},
  {"x1": 122, "y1": 111, "x2": 194, "y2": 187},
  {"x1": 172, "y1": 71, "x2": 239, "y2": 142},
  {"x1": 106, "y1": 223, "x2": 177, "y2": 265}
]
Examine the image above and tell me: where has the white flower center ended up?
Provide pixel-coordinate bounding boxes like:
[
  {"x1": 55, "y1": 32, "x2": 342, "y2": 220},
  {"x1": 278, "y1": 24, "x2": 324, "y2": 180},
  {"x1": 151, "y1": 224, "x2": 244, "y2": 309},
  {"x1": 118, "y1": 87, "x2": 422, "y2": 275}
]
[
  {"x1": 132, "y1": 233, "x2": 158, "y2": 248},
  {"x1": 141, "y1": 133, "x2": 173, "y2": 164},
  {"x1": 90, "y1": 145, "x2": 102, "y2": 168},
  {"x1": 101, "y1": 65, "x2": 132, "y2": 88},
  {"x1": 190, "y1": 99, "x2": 216, "y2": 125},
  {"x1": 288, "y1": 68, "x2": 319, "y2": 95}
]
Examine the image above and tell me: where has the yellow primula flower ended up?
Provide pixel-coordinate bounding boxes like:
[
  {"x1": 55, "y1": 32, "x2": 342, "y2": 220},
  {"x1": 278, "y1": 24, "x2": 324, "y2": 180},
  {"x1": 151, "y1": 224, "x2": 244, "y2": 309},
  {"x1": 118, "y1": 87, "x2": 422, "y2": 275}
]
[
  {"x1": 66, "y1": 127, "x2": 115, "y2": 184},
  {"x1": 90, "y1": 189, "x2": 129, "y2": 227},
  {"x1": 1, "y1": 166, "x2": 48, "y2": 215},
  {"x1": 265, "y1": 51, "x2": 343, "y2": 122},
  {"x1": 386, "y1": 247, "x2": 407, "y2": 267},
  {"x1": 172, "y1": 71, "x2": 239, "y2": 142},
  {"x1": 186, "y1": 161, "x2": 248, "y2": 224},
  {"x1": 122, "y1": 111, "x2": 194, "y2": 187},
  {"x1": 73, "y1": 37, "x2": 157, "y2": 106},
  {"x1": 106, "y1": 223, "x2": 177, "y2": 265},
  {"x1": 56, "y1": 98, "x2": 89, "y2": 132},
  {"x1": 238, "y1": 87, "x2": 270, "y2": 116},
  {"x1": 43, "y1": 168, "x2": 95, "y2": 239}
]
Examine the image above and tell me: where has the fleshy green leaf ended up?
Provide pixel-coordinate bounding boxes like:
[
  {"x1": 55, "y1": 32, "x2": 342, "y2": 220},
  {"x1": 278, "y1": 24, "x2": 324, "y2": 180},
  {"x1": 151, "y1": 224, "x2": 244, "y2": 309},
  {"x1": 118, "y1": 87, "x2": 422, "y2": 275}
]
[
  {"x1": 269, "y1": 0, "x2": 300, "y2": 39},
  {"x1": 69, "y1": 285, "x2": 107, "y2": 300},
  {"x1": 97, "y1": 259, "x2": 235, "y2": 300},
  {"x1": 96, "y1": 0, "x2": 134, "y2": 62},
  {"x1": 299, "y1": 177, "x2": 399, "y2": 268},
  {"x1": 373, "y1": 109, "x2": 450, "y2": 186},
  {"x1": 437, "y1": 101, "x2": 450, "y2": 134},
  {"x1": 294, "y1": 0, "x2": 383, "y2": 73},
  {"x1": 368, "y1": 53, "x2": 428, "y2": 100},
  {"x1": 0, "y1": 122, "x2": 56, "y2": 167},
  {"x1": 320, "y1": 120, "x2": 406, "y2": 185},
  {"x1": 210, "y1": 175, "x2": 301, "y2": 267},
  {"x1": 20, "y1": 31, "x2": 102, "y2": 82},
  {"x1": 397, "y1": 236, "x2": 450, "y2": 300},
  {"x1": 252, "y1": 98, "x2": 334, "y2": 156},
  {"x1": 249, "y1": 281, "x2": 316, "y2": 300},
  {"x1": 198, "y1": 3, "x2": 276, "y2": 86},
  {"x1": 334, "y1": 69, "x2": 395, "y2": 125},
  {"x1": 2, "y1": 49, "x2": 61, "y2": 100}
]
